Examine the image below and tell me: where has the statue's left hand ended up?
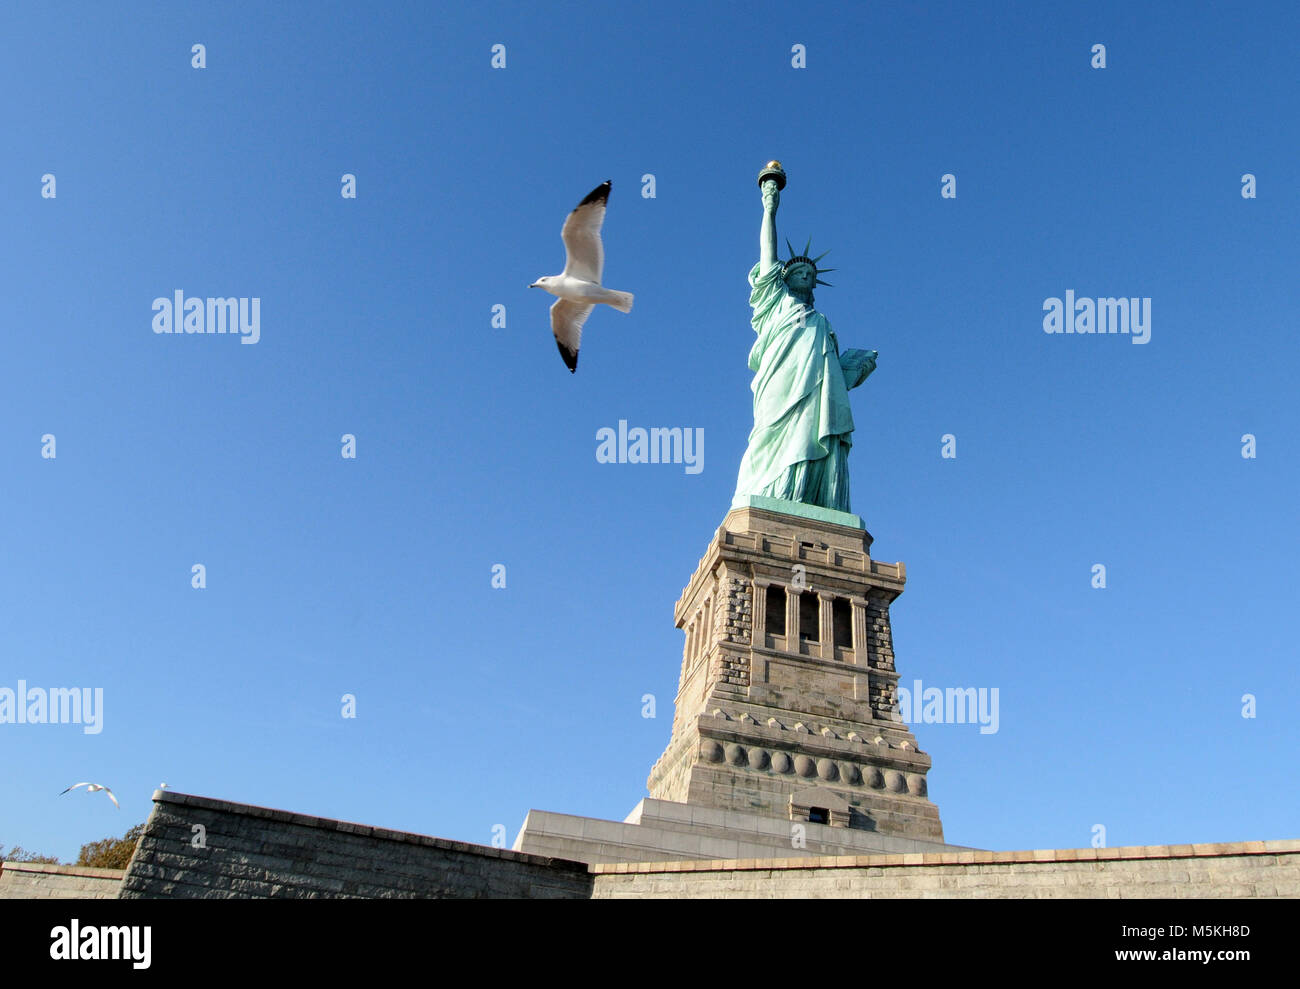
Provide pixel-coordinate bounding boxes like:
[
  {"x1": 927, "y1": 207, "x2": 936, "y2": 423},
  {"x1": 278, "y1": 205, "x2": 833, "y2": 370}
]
[{"x1": 840, "y1": 349, "x2": 878, "y2": 389}]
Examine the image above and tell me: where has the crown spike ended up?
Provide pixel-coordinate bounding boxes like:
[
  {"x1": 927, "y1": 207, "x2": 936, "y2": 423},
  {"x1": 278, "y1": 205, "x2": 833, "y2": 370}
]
[
  {"x1": 813, "y1": 250, "x2": 831, "y2": 263},
  {"x1": 803, "y1": 236, "x2": 812, "y2": 256},
  {"x1": 816, "y1": 278, "x2": 833, "y2": 287}
]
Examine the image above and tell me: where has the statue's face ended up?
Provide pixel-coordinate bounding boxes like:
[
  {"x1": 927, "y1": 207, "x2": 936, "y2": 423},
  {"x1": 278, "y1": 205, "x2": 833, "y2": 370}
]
[{"x1": 785, "y1": 263, "x2": 814, "y2": 293}]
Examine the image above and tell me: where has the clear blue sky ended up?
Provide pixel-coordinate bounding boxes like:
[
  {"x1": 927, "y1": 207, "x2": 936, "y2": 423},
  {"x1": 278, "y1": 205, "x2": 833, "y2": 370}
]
[{"x1": 2, "y1": 1, "x2": 1296, "y2": 861}]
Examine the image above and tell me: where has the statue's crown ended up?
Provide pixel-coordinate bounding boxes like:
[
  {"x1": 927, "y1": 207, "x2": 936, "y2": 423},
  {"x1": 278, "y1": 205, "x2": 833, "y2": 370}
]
[{"x1": 782, "y1": 238, "x2": 835, "y2": 287}]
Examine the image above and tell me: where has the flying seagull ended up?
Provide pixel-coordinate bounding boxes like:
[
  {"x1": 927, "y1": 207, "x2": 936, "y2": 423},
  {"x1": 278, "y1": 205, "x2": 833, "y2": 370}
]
[
  {"x1": 60, "y1": 782, "x2": 119, "y2": 809},
  {"x1": 530, "y1": 180, "x2": 634, "y2": 373}
]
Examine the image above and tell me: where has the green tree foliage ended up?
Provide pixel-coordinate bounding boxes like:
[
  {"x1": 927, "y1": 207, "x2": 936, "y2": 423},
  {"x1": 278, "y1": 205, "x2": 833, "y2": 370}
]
[{"x1": 75, "y1": 823, "x2": 145, "y2": 870}]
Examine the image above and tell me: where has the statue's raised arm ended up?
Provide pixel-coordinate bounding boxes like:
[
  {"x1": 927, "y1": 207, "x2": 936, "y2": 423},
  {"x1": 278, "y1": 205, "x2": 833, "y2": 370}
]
[{"x1": 757, "y1": 161, "x2": 786, "y2": 273}]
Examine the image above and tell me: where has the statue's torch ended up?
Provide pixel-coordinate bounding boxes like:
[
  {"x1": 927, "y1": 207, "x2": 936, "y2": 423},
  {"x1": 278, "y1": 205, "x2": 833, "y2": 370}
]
[{"x1": 757, "y1": 160, "x2": 787, "y2": 190}]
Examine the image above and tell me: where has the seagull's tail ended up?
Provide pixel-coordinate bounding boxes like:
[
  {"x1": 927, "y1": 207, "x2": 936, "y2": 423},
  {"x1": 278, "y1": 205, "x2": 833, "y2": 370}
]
[{"x1": 601, "y1": 289, "x2": 634, "y2": 314}]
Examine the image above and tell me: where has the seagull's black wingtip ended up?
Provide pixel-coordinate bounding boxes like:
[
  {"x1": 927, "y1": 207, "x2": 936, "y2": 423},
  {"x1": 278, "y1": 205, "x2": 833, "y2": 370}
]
[
  {"x1": 556, "y1": 339, "x2": 579, "y2": 372},
  {"x1": 576, "y1": 181, "x2": 611, "y2": 209}
]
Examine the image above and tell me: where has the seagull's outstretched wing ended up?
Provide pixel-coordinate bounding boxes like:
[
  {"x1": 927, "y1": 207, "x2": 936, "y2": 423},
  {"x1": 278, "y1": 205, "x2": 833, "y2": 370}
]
[
  {"x1": 551, "y1": 298, "x2": 594, "y2": 373},
  {"x1": 61, "y1": 782, "x2": 118, "y2": 808},
  {"x1": 561, "y1": 181, "x2": 609, "y2": 284}
]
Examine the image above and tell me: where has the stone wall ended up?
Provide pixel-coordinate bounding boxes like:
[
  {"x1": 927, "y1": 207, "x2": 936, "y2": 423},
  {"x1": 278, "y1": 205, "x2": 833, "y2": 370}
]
[
  {"x1": 590, "y1": 840, "x2": 1300, "y2": 898},
  {"x1": 11, "y1": 794, "x2": 1292, "y2": 899},
  {"x1": 719, "y1": 570, "x2": 753, "y2": 646},
  {"x1": 0, "y1": 861, "x2": 125, "y2": 898},
  {"x1": 118, "y1": 790, "x2": 592, "y2": 899}
]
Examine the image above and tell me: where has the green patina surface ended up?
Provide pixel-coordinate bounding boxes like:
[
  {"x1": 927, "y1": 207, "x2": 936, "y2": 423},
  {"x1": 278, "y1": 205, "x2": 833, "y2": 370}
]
[
  {"x1": 730, "y1": 495, "x2": 865, "y2": 531},
  {"x1": 732, "y1": 161, "x2": 877, "y2": 518}
]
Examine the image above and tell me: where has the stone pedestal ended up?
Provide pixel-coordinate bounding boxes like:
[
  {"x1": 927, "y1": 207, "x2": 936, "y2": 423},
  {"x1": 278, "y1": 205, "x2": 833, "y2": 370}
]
[
  {"x1": 645, "y1": 504, "x2": 945, "y2": 842},
  {"x1": 513, "y1": 502, "x2": 954, "y2": 863}
]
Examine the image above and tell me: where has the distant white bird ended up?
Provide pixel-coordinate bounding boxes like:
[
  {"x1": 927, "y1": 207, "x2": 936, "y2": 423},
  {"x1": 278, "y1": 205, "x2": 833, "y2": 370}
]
[
  {"x1": 60, "y1": 782, "x2": 119, "y2": 809},
  {"x1": 530, "y1": 180, "x2": 634, "y2": 373}
]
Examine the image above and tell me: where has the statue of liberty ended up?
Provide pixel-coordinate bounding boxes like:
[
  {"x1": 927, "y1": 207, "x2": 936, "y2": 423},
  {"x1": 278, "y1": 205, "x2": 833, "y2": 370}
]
[{"x1": 732, "y1": 162, "x2": 878, "y2": 516}]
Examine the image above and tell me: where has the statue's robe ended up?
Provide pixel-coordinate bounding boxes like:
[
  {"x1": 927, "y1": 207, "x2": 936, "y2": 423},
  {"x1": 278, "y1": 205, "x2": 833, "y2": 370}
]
[{"x1": 732, "y1": 261, "x2": 874, "y2": 513}]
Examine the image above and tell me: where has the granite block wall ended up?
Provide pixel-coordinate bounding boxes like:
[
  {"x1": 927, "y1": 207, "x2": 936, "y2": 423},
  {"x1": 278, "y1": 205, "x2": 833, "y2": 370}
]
[
  {"x1": 118, "y1": 790, "x2": 592, "y2": 899},
  {"x1": 0, "y1": 861, "x2": 125, "y2": 899},
  {"x1": 590, "y1": 841, "x2": 1300, "y2": 898}
]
